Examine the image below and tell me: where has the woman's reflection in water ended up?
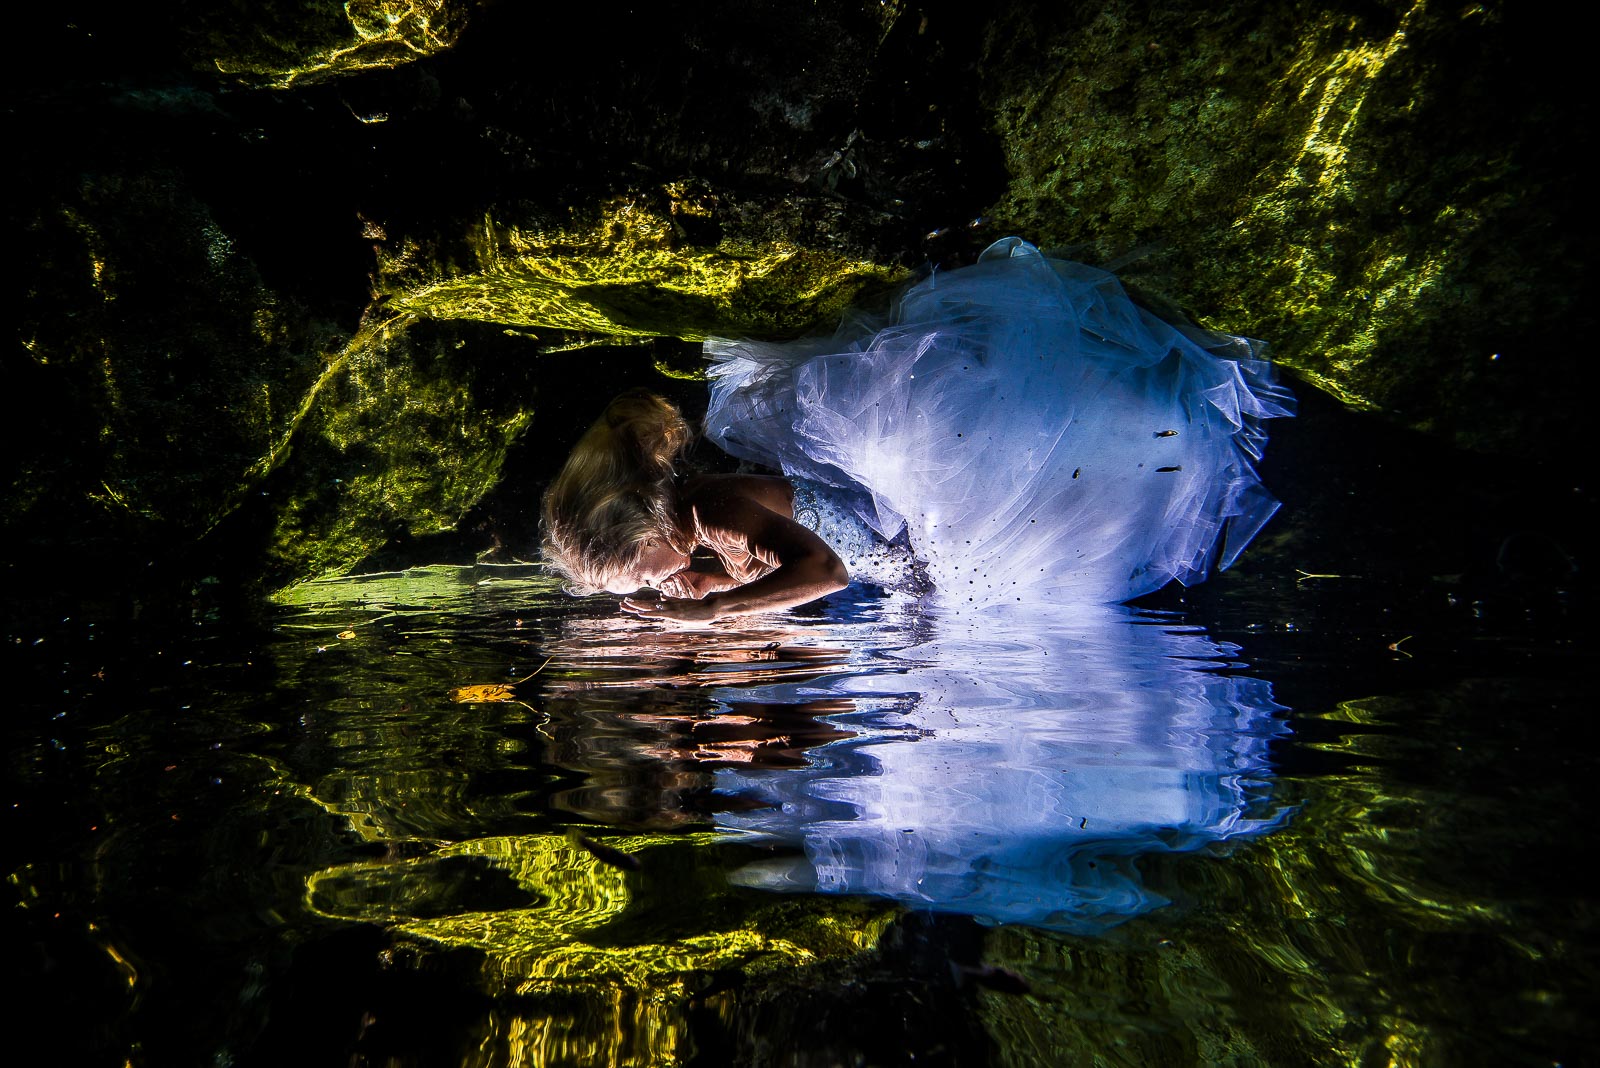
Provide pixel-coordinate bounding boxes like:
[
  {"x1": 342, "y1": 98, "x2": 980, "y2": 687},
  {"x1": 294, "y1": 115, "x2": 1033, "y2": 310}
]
[
  {"x1": 547, "y1": 601, "x2": 1289, "y2": 932},
  {"x1": 541, "y1": 617, "x2": 860, "y2": 830}
]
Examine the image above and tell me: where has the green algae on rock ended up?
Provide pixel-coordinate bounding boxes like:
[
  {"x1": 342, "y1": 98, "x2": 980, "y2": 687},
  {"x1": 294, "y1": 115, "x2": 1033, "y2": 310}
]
[
  {"x1": 262, "y1": 316, "x2": 544, "y2": 584},
  {"x1": 376, "y1": 184, "x2": 909, "y2": 345},
  {"x1": 8, "y1": 155, "x2": 508, "y2": 599},
  {"x1": 197, "y1": 0, "x2": 470, "y2": 88},
  {"x1": 981, "y1": 0, "x2": 1589, "y2": 456},
  {"x1": 9, "y1": 166, "x2": 338, "y2": 582}
]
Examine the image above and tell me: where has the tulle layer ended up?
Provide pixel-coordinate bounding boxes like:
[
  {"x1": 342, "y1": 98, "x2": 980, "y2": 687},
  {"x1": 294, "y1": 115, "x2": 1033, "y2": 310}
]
[{"x1": 705, "y1": 238, "x2": 1294, "y2": 608}]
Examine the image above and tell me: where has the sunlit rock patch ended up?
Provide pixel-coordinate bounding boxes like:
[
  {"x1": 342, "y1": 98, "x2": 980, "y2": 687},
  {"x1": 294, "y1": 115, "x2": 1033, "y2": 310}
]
[
  {"x1": 981, "y1": 0, "x2": 1585, "y2": 454},
  {"x1": 198, "y1": 0, "x2": 470, "y2": 89},
  {"x1": 377, "y1": 183, "x2": 907, "y2": 344}
]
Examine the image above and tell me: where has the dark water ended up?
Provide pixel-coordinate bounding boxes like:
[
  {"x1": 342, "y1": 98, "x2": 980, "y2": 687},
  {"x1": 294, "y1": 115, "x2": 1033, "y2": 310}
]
[{"x1": 5, "y1": 536, "x2": 1593, "y2": 1066}]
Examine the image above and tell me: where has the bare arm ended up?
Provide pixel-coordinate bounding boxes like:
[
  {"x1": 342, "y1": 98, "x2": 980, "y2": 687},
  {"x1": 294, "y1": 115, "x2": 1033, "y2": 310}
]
[
  {"x1": 622, "y1": 483, "x2": 848, "y2": 622},
  {"x1": 656, "y1": 558, "x2": 745, "y2": 600},
  {"x1": 693, "y1": 508, "x2": 850, "y2": 616}
]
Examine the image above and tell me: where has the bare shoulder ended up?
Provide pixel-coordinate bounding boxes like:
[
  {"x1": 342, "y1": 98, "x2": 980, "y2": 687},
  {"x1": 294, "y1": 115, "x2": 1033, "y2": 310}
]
[
  {"x1": 681, "y1": 474, "x2": 795, "y2": 519},
  {"x1": 683, "y1": 473, "x2": 832, "y2": 570}
]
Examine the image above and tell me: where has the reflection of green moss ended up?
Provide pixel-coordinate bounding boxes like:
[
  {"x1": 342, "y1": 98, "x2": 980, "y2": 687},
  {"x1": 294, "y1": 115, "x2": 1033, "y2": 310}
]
[
  {"x1": 382, "y1": 186, "x2": 907, "y2": 343},
  {"x1": 309, "y1": 833, "x2": 892, "y2": 982},
  {"x1": 199, "y1": 0, "x2": 470, "y2": 88},
  {"x1": 984, "y1": 0, "x2": 1586, "y2": 455},
  {"x1": 307, "y1": 831, "x2": 896, "y2": 1063},
  {"x1": 977, "y1": 682, "x2": 1566, "y2": 1066}
]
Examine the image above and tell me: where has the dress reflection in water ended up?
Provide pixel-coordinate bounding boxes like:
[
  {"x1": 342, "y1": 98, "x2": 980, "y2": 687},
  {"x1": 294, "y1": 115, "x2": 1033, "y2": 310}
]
[{"x1": 705, "y1": 605, "x2": 1287, "y2": 932}]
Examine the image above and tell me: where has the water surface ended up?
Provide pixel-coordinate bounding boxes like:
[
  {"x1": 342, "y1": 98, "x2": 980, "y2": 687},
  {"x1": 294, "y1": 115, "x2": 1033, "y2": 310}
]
[{"x1": 5, "y1": 563, "x2": 1591, "y2": 1065}]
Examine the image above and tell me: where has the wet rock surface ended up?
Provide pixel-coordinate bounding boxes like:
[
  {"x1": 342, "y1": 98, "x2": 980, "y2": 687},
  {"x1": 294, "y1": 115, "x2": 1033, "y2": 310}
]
[{"x1": 7, "y1": 0, "x2": 1586, "y2": 608}]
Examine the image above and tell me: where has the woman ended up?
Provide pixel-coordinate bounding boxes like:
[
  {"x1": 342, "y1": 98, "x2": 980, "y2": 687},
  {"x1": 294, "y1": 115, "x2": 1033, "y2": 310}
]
[
  {"x1": 539, "y1": 389, "x2": 852, "y2": 621},
  {"x1": 541, "y1": 238, "x2": 1294, "y2": 621}
]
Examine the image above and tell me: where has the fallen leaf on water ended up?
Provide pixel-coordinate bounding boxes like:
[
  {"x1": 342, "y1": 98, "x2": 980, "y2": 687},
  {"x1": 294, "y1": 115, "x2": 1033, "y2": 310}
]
[
  {"x1": 448, "y1": 656, "x2": 554, "y2": 704},
  {"x1": 449, "y1": 683, "x2": 518, "y2": 703}
]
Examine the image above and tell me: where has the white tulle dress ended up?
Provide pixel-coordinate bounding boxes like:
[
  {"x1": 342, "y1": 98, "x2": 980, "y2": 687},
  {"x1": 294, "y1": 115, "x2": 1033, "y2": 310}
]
[{"x1": 704, "y1": 238, "x2": 1294, "y2": 608}]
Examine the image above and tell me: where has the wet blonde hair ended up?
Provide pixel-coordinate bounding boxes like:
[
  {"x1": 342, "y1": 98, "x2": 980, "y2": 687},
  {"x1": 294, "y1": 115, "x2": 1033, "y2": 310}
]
[{"x1": 540, "y1": 390, "x2": 695, "y2": 594}]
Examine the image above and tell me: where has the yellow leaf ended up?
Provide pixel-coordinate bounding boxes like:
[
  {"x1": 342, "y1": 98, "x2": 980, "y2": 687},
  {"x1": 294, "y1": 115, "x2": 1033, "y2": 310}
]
[{"x1": 449, "y1": 683, "x2": 518, "y2": 703}]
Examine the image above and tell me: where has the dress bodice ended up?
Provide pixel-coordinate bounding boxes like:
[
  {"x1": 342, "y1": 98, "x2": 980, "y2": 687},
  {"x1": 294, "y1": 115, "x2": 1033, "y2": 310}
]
[{"x1": 787, "y1": 479, "x2": 927, "y2": 596}]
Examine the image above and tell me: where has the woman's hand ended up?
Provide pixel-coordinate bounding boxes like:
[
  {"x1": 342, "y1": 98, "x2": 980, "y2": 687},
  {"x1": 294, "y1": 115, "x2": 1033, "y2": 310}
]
[
  {"x1": 655, "y1": 569, "x2": 741, "y2": 601},
  {"x1": 619, "y1": 594, "x2": 725, "y2": 623}
]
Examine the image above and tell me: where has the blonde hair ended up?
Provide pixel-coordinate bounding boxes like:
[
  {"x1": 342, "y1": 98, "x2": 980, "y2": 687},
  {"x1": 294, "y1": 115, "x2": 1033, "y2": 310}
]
[{"x1": 540, "y1": 390, "x2": 695, "y2": 594}]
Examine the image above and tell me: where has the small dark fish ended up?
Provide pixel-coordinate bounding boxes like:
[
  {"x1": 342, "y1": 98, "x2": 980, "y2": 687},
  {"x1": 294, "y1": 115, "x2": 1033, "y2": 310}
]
[
  {"x1": 1154, "y1": 429, "x2": 1178, "y2": 438},
  {"x1": 568, "y1": 830, "x2": 641, "y2": 872},
  {"x1": 1155, "y1": 465, "x2": 1182, "y2": 473},
  {"x1": 1072, "y1": 468, "x2": 1081, "y2": 479}
]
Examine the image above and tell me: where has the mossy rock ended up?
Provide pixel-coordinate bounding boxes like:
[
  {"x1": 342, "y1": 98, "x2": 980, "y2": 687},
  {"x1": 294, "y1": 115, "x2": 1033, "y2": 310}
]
[
  {"x1": 8, "y1": 0, "x2": 1586, "y2": 609},
  {"x1": 374, "y1": 182, "x2": 909, "y2": 344},
  {"x1": 979, "y1": 0, "x2": 1589, "y2": 456},
  {"x1": 191, "y1": 0, "x2": 472, "y2": 88},
  {"x1": 8, "y1": 165, "x2": 337, "y2": 579},
  {"x1": 261, "y1": 316, "x2": 547, "y2": 584}
]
